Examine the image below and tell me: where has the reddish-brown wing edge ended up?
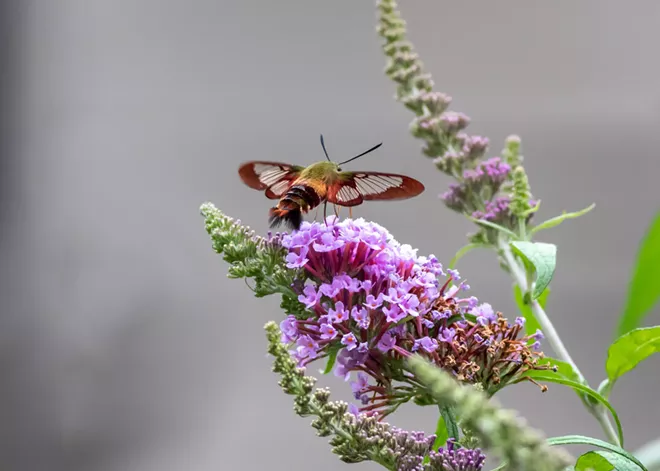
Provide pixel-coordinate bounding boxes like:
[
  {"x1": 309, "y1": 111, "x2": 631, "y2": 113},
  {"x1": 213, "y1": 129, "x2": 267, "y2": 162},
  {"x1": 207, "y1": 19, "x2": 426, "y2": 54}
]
[{"x1": 238, "y1": 161, "x2": 302, "y2": 199}]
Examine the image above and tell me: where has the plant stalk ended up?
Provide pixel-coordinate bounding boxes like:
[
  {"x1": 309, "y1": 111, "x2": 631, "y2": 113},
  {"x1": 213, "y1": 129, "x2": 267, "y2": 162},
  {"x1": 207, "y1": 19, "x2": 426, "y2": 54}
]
[{"x1": 499, "y1": 239, "x2": 620, "y2": 446}]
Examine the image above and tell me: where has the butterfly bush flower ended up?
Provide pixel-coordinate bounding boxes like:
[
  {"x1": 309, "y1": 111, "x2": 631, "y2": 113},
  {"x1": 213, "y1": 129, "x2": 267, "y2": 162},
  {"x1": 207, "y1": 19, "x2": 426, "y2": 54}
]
[{"x1": 279, "y1": 216, "x2": 551, "y2": 417}]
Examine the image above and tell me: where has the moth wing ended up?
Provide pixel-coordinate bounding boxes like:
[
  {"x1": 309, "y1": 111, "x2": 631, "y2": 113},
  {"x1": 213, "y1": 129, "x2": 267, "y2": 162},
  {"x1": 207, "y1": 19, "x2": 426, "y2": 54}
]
[
  {"x1": 238, "y1": 161, "x2": 303, "y2": 199},
  {"x1": 337, "y1": 171, "x2": 425, "y2": 203},
  {"x1": 326, "y1": 180, "x2": 364, "y2": 207},
  {"x1": 264, "y1": 179, "x2": 296, "y2": 199}
]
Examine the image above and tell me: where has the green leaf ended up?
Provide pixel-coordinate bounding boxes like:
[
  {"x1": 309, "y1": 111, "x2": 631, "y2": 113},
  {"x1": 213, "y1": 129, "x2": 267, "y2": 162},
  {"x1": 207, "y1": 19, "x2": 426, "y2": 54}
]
[
  {"x1": 604, "y1": 326, "x2": 660, "y2": 396},
  {"x1": 468, "y1": 216, "x2": 518, "y2": 239},
  {"x1": 537, "y1": 356, "x2": 583, "y2": 384},
  {"x1": 430, "y1": 405, "x2": 459, "y2": 453},
  {"x1": 522, "y1": 199, "x2": 542, "y2": 218},
  {"x1": 510, "y1": 241, "x2": 557, "y2": 300},
  {"x1": 547, "y1": 435, "x2": 647, "y2": 471},
  {"x1": 320, "y1": 345, "x2": 341, "y2": 375},
  {"x1": 576, "y1": 451, "x2": 616, "y2": 471},
  {"x1": 617, "y1": 210, "x2": 660, "y2": 337},
  {"x1": 535, "y1": 356, "x2": 595, "y2": 413},
  {"x1": 449, "y1": 243, "x2": 489, "y2": 269},
  {"x1": 576, "y1": 450, "x2": 644, "y2": 471},
  {"x1": 530, "y1": 203, "x2": 596, "y2": 235},
  {"x1": 513, "y1": 283, "x2": 549, "y2": 336},
  {"x1": 441, "y1": 405, "x2": 459, "y2": 441},
  {"x1": 518, "y1": 374, "x2": 624, "y2": 447},
  {"x1": 431, "y1": 414, "x2": 449, "y2": 452}
]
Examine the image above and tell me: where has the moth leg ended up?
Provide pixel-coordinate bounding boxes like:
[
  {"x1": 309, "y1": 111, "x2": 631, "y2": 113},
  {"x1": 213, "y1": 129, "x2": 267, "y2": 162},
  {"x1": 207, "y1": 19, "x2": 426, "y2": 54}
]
[
  {"x1": 323, "y1": 201, "x2": 328, "y2": 226},
  {"x1": 349, "y1": 207, "x2": 353, "y2": 219},
  {"x1": 334, "y1": 204, "x2": 339, "y2": 218}
]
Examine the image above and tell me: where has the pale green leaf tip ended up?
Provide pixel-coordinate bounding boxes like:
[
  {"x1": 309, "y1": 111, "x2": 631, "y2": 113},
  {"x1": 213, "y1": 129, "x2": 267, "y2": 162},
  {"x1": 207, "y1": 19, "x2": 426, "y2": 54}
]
[{"x1": 530, "y1": 203, "x2": 596, "y2": 235}]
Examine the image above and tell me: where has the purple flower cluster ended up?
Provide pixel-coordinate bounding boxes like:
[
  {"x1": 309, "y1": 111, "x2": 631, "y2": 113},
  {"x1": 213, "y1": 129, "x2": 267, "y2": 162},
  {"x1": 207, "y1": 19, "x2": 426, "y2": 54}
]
[
  {"x1": 428, "y1": 439, "x2": 486, "y2": 471},
  {"x1": 279, "y1": 217, "x2": 549, "y2": 416},
  {"x1": 280, "y1": 215, "x2": 460, "y2": 358},
  {"x1": 440, "y1": 153, "x2": 511, "y2": 210},
  {"x1": 469, "y1": 196, "x2": 539, "y2": 226},
  {"x1": 388, "y1": 431, "x2": 486, "y2": 471},
  {"x1": 463, "y1": 157, "x2": 511, "y2": 186},
  {"x1": 386, "y1": 426, "x2": 437, "y2": 471},
  {"x1": 345, "y1": 420, "x2": 485, "y2": 471}
]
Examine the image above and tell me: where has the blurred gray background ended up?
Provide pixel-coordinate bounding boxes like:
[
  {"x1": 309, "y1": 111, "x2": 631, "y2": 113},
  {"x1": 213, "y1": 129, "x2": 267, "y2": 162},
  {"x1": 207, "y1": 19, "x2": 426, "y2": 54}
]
[{"x1": 2, "y1": 1, "x2": 660, "y2": 470}]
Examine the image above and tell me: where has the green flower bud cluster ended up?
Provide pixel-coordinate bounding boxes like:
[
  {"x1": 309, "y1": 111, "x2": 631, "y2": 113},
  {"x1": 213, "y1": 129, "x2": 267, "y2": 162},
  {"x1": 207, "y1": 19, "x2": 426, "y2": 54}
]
[
  {"x1": 266, "y1": 322, "x2": 489, "y2": 471},
  {"x1": 200, "y1": 202, "x2": 306, "y2": 317},
  {"x1": 407, "y1": 356, "x2": 573, "y2": 471},
  {"x1": 265, "y1": 322, "x2": 400, "y2": 468}
]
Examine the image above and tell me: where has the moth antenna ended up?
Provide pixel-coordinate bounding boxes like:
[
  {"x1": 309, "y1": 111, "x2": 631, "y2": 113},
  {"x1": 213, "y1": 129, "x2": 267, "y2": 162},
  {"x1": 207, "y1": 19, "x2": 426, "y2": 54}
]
[
  {"x1": 338, "y1": 142, "x2": 383, "y2": 166},
  {"x1": 320, "y1": 134, "x2": 331, "y2": 162}
]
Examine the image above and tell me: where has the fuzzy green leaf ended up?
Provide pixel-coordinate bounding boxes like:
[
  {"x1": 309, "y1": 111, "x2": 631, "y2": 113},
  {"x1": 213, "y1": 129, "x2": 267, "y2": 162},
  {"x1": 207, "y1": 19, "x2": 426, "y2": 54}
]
[
  {"x1": 510, "y1": 241, "x2": 557, "y2": 300},
  {"x1": 617, "y1": 210, "x2": 660, "y2": 337},
  {"x1": 603, "y1": 326, "x2": 660, "y2": 396},
  {"x1": 513, "y1": 284, "x2": 548, "y2": 336},
  {"x1": 548, "y1": 436, "x2": 646, "y2": 471},
  {"x1": 530, "y1": 203, "x2": 596, "y2": 235},
  {"x1": 518, "y1": 374, "x2": 624, "y2": 447},
  {"x1": 576, "y1": 450, "x2": 644, "y2": 471}
]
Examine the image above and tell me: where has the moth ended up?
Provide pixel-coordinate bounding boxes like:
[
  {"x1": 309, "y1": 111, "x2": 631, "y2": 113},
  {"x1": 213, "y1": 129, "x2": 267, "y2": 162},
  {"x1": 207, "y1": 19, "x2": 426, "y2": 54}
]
[{"x1": 238, "y1": 135, "x2": 425, "y2": 230}]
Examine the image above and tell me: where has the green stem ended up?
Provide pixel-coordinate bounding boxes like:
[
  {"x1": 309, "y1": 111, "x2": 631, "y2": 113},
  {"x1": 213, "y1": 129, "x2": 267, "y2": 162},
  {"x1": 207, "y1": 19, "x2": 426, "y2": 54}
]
[
  {"x1": 499, "y1": 238, "x2": 620, "y2": 446},
  {"x1": 518, "y1": 216, "x2": 527, "y2": 241}
]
